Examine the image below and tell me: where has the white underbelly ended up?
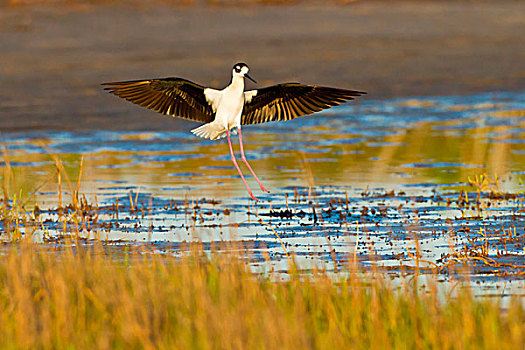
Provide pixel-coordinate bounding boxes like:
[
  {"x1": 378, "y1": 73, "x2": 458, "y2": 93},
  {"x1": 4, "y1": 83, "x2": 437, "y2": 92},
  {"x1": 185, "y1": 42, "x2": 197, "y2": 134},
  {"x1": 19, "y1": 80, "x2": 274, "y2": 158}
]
[{"x1": 216, "y1": 92, "x2": 244, "y2": 129}]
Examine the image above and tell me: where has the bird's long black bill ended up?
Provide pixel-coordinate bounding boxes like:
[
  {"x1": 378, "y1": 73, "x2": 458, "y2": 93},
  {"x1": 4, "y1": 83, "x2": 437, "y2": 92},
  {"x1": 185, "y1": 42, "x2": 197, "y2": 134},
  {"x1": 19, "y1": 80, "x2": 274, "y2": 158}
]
[{"x1": 245, "y1": 74, "x2": 257, "y2": 84}]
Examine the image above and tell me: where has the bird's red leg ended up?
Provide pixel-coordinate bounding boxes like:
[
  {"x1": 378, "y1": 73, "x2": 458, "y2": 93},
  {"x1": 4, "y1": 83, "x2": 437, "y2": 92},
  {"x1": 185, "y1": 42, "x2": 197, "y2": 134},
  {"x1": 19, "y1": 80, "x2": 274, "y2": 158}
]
[
  {"x1": 226, "y1": 129, "x2": 258, "y2": 201},
  {"x1": 238, "y1": 128, "x2": 270, "y2": 193}
]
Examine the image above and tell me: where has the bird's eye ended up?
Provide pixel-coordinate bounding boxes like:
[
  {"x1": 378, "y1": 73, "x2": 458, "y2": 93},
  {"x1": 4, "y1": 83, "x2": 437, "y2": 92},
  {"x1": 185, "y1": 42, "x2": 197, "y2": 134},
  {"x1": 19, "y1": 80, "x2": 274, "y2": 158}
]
[{"x1": 235, "y1": 67, "x2": 241, "y2": 73}]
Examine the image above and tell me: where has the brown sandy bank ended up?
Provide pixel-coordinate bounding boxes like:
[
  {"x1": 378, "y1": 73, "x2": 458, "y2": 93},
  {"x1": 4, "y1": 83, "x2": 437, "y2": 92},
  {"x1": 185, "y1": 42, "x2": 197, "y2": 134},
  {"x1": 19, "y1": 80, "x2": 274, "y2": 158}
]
[{"x1": 0, "y1": 1, "x2": 524, "y2": 131}]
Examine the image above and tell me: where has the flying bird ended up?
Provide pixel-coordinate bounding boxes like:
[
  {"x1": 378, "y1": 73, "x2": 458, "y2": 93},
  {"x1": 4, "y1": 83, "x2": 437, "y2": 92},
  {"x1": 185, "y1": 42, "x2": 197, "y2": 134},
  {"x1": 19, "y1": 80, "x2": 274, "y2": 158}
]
[{"x1": 102, "y1": 63, "x2": 366, "y2": 201}]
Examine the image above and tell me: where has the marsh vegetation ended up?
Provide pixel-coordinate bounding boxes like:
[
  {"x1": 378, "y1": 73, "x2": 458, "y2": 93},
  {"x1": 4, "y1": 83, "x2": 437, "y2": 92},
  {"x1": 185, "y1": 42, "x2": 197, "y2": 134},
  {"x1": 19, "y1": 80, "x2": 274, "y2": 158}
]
[{"x1": 0, "y1": 243, "x2": 523, "y2": 349}]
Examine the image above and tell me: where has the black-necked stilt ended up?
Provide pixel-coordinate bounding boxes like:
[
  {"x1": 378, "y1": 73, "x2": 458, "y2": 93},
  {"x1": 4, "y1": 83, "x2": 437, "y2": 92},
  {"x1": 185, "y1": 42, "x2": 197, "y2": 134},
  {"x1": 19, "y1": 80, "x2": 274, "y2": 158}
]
[{"x1": 102, "y1": 63, "x2": 366, "y2": 201}]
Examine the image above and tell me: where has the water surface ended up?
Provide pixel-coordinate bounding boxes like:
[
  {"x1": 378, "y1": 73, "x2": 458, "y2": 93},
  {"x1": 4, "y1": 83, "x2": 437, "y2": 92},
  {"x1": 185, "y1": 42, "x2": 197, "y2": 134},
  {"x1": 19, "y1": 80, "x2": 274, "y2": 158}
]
[{"x1": 1, "y1": 91, "x2": 524, "y2": 297}]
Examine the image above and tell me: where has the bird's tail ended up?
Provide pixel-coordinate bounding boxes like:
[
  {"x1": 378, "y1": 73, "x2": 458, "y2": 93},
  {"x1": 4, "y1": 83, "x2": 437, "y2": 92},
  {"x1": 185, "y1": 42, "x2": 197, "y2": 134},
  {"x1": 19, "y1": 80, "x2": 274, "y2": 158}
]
[{"x1": 191, "y1": 122, "x2": 228, "y2": 140}]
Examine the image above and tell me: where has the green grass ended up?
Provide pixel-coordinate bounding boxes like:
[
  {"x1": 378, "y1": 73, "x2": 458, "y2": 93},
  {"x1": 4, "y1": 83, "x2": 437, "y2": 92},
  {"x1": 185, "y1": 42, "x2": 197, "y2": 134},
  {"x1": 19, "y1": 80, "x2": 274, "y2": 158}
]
[{"x1": 0, "y1": 243, "x2": 523, "y2": 349}]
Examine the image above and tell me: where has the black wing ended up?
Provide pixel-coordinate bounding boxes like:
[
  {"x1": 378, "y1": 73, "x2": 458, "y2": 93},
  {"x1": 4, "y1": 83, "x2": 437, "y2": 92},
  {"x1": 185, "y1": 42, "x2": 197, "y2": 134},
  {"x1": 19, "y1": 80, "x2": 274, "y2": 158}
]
[
  {"x1": 241, "y1": 83, "x2": 366, "y2": 125},
  {"x1": 102, "y1": 78, "x2": 215, "y2": 123}
]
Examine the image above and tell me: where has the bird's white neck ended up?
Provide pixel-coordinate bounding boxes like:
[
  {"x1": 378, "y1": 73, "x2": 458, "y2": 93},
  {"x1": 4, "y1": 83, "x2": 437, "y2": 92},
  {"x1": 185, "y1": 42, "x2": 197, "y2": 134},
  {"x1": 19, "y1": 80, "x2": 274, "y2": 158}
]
[{"x1": 228, "y1": 75, "x2": 245, "y2": 91}]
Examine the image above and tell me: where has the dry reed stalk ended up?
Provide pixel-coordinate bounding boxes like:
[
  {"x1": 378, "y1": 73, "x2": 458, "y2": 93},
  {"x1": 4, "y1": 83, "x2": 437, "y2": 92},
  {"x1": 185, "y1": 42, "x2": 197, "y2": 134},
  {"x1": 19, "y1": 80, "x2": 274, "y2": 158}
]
[
  {"x1": 74, "y1": 156, "x2": 84, "y2": 207},
  {"x1": 255, "y1": 212, "x2": 292, "y2": 266},
  {"x1": 353, "y1": 220, "x2": 359, "y2": 268},
  {"x1": 129, "y1": 191, "x2": 135, "y2": 212},
  {"x1": 1, "y1": 145, "x2": 15, "y2": 203},
  {"x1": 295, "y1": 151, "x2": 315, "y2": 202},
  {"x1": 0, "y1": 241, "x2": 523, "y2": 349}
]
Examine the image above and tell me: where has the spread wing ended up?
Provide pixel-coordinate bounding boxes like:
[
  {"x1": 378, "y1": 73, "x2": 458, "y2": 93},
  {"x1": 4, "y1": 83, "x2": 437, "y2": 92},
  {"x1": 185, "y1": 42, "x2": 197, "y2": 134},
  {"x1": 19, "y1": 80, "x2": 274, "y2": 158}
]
[
  {"x1": 241, "y1": 83, "x2": 366, "y2": 125},
  {"x1": 102, "y1": 78, "x2": 216, "y2": 123}
]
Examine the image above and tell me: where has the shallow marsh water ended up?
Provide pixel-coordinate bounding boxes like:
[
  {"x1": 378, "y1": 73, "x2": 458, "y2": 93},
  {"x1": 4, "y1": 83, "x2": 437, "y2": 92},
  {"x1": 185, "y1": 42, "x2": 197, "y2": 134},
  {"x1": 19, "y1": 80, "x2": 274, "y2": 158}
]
[{"x1": 1, "y1": 91, "x2": 525, "y2": 298}]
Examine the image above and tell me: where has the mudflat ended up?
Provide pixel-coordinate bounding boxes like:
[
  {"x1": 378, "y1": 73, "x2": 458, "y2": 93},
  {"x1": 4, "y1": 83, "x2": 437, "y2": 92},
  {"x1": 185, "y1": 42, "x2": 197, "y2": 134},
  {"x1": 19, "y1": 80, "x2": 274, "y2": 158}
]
[{"x1": 0, "y1": 1, "x2": 524, "y2": 131}]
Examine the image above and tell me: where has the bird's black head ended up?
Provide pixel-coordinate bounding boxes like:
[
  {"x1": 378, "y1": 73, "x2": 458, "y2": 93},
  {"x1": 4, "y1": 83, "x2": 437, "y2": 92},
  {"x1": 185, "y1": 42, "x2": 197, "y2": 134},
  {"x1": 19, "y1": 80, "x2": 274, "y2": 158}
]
[
  {"x1": 233, "y1": 62, "x2": 249, "y2": 74},
  {"x1": 232, "y1": 62, "x2": 256, "y2": 83}
]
